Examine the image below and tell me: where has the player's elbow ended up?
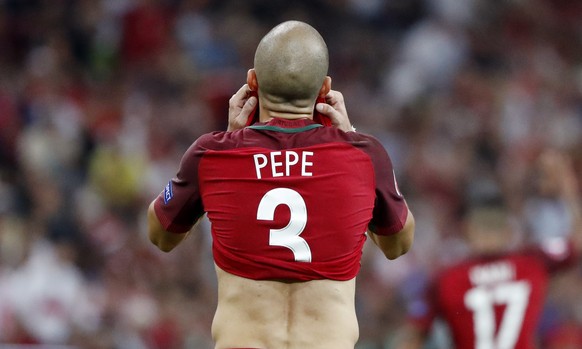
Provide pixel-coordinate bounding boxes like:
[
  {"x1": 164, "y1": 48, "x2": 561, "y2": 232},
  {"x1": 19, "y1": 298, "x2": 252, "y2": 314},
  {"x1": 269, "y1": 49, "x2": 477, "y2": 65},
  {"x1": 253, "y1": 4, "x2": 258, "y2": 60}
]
[
  {"x1": 371, "y1": 230, "x2": 414, "y2": 260},
  {"x1": 381, "y1": 210, "x2": 415, "y2": 260},
  {"x1": 147, "y1": 201, "x2": 177, "y2": 252},
  {"x1": 148, "y1": 227, "x2": 173, "y2": 253},
  {"x1": 148, "y1": 225, "x2": 185, "y2": 253},
  {"x1": 155, "y1": 241, "x2": 176, "y2": 253},
  {"x1": 384, "y1": 240, "x2": 412, "y2": 260},
  {"x1": 149, "y1": 230, "x2": 175, "y2": 252}
]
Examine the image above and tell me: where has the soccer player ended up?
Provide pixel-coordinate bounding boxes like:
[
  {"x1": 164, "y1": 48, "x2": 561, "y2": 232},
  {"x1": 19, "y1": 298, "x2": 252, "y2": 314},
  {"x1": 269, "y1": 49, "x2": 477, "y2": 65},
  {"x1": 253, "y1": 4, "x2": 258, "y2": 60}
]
[
  {"x1": 395, "y1": 150, "x2": 581, "y2": 349},
  {"x1": 147, "y1": 20, "x2": 415, "y2": 349}
]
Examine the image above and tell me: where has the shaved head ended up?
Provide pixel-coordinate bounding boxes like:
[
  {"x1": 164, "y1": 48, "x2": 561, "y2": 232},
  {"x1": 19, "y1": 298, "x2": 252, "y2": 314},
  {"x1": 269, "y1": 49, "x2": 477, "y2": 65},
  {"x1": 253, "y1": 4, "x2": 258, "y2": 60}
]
[{"x1": 254, "y1": 21, "x2": 329, "y2": 107}]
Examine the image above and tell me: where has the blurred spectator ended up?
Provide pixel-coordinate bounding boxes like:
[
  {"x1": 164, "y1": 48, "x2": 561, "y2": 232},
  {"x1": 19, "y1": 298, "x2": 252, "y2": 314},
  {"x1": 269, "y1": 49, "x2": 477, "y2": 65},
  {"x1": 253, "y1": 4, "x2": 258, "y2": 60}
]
[{"x1": 120, "y1": 0, "x2": 172, "y2": 68}]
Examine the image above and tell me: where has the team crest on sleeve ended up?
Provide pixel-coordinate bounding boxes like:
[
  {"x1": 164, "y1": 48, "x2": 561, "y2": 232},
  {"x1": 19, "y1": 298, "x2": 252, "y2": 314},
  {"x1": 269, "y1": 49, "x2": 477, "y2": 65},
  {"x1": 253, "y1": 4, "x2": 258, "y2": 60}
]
[{"x1": 164, "y1": 181, "x2": 174, "y2": 204}]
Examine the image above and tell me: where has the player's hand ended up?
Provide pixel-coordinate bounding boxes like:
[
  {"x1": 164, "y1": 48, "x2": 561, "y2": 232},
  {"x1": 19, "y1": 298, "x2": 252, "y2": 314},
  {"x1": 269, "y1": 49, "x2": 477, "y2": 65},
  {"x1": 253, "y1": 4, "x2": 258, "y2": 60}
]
[
  {"x1": 316, "y1": 90, "x2": 355, "y2": 132},
  {"x1": 228, "y1": 84, "x2": 257, "y2": 131}
]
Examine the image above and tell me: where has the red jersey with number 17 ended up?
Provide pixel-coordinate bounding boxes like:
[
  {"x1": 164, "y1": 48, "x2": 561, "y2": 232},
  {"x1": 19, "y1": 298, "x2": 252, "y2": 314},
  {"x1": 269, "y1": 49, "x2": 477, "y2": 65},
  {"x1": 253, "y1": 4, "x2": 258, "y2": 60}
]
[
  {"x1": 153, "y1": 118, "x2": 408, "y2": 281},
  {"x1": 408, "y1": 241, "x2": 577, "y2": 349}
]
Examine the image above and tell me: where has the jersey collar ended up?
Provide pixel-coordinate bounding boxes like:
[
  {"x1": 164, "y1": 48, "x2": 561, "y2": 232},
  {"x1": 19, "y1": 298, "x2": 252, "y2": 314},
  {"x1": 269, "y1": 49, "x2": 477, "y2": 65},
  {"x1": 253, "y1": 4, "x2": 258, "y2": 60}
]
[{"x1": 247, "y1": 118, "x2": 323, "y2": 133}]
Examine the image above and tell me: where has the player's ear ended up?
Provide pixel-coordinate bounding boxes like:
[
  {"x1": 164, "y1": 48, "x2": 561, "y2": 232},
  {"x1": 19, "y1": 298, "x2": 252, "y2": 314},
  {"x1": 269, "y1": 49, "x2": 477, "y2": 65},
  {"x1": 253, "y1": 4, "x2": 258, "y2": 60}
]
[
  {"x1": 318, "y1": 76, "x2": 331, "y2": 98},
  {"x1": 247, "y1": 69, "x2": 258, "y2": 91}
]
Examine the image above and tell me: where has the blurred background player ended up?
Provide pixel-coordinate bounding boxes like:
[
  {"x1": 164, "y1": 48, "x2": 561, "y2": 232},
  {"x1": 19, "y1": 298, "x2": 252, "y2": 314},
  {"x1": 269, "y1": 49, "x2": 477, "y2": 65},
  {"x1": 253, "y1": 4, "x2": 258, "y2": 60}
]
[
  {"x1": 395, "y1": 149, "x2": 582, "y2": 349},
  {"x1": 147, "y1": 21, "x2": 415, "y2": 349}
]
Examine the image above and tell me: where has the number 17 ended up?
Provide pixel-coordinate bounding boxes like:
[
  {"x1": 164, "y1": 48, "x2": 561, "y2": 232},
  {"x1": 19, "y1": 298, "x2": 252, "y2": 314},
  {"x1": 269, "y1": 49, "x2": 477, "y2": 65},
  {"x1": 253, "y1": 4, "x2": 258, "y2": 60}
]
[{"x1": 464, "y1": 281, "x2": 532, "y2": 349}]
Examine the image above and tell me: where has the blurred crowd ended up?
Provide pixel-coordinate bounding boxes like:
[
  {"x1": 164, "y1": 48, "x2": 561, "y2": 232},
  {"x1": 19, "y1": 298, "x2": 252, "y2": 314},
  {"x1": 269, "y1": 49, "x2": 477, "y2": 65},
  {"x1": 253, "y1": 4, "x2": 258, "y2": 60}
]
[{"x1": 0, "y1": 0, "x2": 581, "y2": 348}]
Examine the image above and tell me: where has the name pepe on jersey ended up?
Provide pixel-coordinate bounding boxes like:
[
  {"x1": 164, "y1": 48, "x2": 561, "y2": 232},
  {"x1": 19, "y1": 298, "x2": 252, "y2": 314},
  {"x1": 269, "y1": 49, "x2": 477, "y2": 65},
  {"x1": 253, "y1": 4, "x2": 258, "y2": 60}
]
[{"x1": 253, "y1": 150, "x2": 314, "y2": 179}]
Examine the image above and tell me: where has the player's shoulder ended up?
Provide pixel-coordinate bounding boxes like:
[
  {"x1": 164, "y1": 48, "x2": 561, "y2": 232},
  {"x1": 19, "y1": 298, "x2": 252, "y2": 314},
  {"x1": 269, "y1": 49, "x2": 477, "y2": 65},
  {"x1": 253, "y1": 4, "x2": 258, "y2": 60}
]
[
  {"x1": 326, "y1": 129, "x2": 387, "y2": 156},
  {"x1": 344, "y1": 132, "x2": 397, "y2": 169},
  {"x1": 192, "y1": 130, "x2": 243, "y2": 151},
  {"x1": 178, "y1": 131, "x2": 237, "y2": 162},
  {"x1": 342, "y1": 129, "x2": 382, "y2": 145}
]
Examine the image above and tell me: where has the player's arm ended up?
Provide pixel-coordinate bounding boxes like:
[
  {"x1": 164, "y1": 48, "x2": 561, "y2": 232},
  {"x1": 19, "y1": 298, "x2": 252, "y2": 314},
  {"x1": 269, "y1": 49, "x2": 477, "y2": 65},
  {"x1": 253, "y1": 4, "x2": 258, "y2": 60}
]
[
  {"x1": 365, "y1": 136, "x2": 415, "y2": 260},
  {"x1": 147, "y1": 141, "x2": 206, "y2": 253},
  {"x1": 368, "y1": 208, "x2": 415, "y2": 260},
  {"x1": 147, "y1": 200, "x2": 190, "y2": 252}
]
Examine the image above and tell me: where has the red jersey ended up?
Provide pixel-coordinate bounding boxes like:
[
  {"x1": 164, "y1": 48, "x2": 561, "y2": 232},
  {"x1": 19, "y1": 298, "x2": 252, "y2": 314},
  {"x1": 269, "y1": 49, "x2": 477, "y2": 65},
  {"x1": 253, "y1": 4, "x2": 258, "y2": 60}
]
[
  {"x1": 154, "y1": 118, "x2": 408, "y2": 281},
  {"x1": 410, "y1": 241, "x2": 576, "y2": 349}
]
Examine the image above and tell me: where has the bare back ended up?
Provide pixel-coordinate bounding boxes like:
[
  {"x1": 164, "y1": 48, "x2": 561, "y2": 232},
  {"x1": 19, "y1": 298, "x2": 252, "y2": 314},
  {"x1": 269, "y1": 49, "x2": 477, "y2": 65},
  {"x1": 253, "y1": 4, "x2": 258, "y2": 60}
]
[{"x1": 212, "y1": 265, "x2": 359, "y2": 349}]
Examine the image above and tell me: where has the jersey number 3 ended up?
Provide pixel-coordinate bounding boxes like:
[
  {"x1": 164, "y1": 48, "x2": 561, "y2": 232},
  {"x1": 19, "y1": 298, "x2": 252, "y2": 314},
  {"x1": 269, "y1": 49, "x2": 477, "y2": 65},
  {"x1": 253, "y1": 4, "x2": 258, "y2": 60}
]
[{"x1": 257, "y1": 188, "x2": 312, "y2": 262}]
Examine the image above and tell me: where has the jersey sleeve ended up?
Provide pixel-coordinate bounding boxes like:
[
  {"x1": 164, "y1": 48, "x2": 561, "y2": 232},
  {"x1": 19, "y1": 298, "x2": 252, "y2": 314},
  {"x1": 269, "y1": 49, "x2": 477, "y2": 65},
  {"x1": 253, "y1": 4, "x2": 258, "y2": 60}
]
[
  {"x1": 153, "y1": 138, "x2": 207, "y2": 233},
  {"x1": 363, "y1": 137, "x2": 409, "y2": 236}
]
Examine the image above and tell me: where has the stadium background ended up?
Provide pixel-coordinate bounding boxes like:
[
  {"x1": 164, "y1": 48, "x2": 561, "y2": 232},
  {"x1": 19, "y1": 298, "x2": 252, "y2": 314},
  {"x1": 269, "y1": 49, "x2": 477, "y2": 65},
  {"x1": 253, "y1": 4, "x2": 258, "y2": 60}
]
[{"x1": 0, "y1": 0, "x2": 581, "y2": 348}]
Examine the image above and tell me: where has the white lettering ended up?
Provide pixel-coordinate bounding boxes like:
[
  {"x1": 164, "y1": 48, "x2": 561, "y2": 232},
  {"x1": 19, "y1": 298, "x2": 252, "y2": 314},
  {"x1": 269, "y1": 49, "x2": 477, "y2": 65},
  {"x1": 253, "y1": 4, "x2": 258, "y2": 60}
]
[
  {"x1": 302, "y1": 151, "x2": 313, "y2": 176},
  {"x1": 253, "y1": 150, "x2": 314, "y2": 179},
  {"x1": 253, "y1": 154, "x2": 268, "y2": 179},
  {"x1": 285, "y1": 151, "x2": 299, "y2": 176},
  {"x1": 270, "y1": 151, "x2": 283, "y2": 177}
]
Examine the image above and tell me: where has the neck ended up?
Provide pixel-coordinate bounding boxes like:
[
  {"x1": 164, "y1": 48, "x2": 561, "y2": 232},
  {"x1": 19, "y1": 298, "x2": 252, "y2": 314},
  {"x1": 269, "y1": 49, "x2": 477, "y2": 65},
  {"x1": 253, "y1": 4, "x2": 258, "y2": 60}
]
[
  {"x1": 260, "y1": 112, "x2": 313, "y2": 122},
  {"x1": 257, "y1": 97, "x2": 315, "y2": 122},
  {"x1": 258, "y1": 106, "x2": 314, "y2": 122}
]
